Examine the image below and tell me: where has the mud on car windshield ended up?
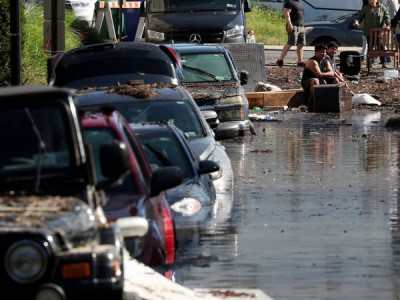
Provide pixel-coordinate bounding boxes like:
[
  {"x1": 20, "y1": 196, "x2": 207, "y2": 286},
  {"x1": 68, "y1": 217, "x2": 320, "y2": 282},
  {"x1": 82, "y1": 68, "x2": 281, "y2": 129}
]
[{"x1": 0, "y1": 103, "x2": 72, "y2": 176}]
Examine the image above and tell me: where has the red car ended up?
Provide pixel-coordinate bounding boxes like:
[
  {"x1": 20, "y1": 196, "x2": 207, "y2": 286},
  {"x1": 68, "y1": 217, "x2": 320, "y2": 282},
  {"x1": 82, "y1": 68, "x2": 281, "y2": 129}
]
[{"x1": 81, "y1": 110, "x2": 181, "y2": 266}]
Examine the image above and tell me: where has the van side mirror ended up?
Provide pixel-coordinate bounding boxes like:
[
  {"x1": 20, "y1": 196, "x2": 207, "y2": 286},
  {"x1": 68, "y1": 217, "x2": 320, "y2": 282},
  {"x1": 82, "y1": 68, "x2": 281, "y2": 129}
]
[
  {"x1": 243, "y1": 0, "x2": 251, "y2": 12},
  {"x1": 100, "y1": 141, "x2": 131, "y2": 180},
  {"x1": 240, "y1": 70, "x2": 249, "y2": 85},
  {"x1": 140, "y1": 1, "x2": 146, "y2": 17},
  {"x1": 116, "y1": 216, "x2": 149, "y2": 238}
]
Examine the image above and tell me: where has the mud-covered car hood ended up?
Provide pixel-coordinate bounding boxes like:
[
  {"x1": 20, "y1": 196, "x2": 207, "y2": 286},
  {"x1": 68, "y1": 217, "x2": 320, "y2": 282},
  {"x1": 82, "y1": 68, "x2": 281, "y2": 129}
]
[
  {"x1": 0, "y1": 196, "x2": 96, "y2": 245},
  {"x1": 183, "y1": 81, "x2": 240, "y2": 104}
]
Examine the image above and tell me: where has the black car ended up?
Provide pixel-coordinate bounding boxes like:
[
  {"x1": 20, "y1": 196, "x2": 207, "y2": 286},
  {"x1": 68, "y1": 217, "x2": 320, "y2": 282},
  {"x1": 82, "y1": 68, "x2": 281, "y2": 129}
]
[
  {"x1": 76, "y1": 83, "x2": 234, "y2": 208},
  {"x1": 48, "y1": 42, "x2": 183, "y2": 88},
  {"x1": 172, "y1": 43, "x2": 254, "y2": 139},
  {"x1": 305, "y1": 12, "x2": 363, "y2": 47},
  {"x1": 0, "y1": 86, "x2": 147, "y2": 300},
  {"x1": 145, "y1": 0, "x2": 251, "y2": 44},
  {"x1": 132, "y1": 122, "x2": 219, "y2": 229}
]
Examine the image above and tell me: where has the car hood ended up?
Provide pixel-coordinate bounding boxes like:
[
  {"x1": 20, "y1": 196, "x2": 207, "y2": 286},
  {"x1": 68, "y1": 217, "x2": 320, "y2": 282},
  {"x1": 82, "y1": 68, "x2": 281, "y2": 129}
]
[
  {"x1": 183, "y1": 82, "x2": 240, "y2": 104},
  {"x1": 147, "y1": 11, "x2": 241, "y2": 31},
  {"x1": 0, "y1": 196, "x2": 96, "y2": 246}
]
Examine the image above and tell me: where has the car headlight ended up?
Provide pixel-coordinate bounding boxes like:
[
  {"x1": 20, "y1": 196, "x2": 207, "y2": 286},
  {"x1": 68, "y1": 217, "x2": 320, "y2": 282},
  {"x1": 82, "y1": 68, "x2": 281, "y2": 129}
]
[
  {"x1": 226, "y1": 25, "x2": 244, "y2": 37},
  {"x1": 5, "y1": 240, "x2": 48, "y2": 283},
  {"x1": 211, "y1": 160, "x2": 223, "y2": 179},
  {"x1": 147, "y1": 29, "x2": 165, "y2": 41},
  {"x1": 218, "y1": 107, "x2": 245, "y2": 122},
  {"x1": 171, "y1": 198, "x2": 202, "y2": 216}
]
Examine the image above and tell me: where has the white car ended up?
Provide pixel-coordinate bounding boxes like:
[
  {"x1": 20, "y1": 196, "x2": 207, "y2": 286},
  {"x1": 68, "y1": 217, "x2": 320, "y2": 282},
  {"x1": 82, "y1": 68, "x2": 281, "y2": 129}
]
[{"x1": 65, "y1": 0, "x2": 95, "y2": 25}]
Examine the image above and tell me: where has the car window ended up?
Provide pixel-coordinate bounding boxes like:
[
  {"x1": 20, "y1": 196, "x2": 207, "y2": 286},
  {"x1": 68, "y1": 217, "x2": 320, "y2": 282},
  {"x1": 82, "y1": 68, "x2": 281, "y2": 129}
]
[
  {"x1": 0, "y1": 104, "x2": 71, "y2": 174},
  {"x1": 149, "y1": 0, "x2": 240, "y2": 13},
  {"x1": 180, "y1": 53, "x2": 234, "y2": 82},
  {"x1": 137, "y1": 131, "x2": 194, "y2": 179},
  {"x1": 83, "y1": 128, "x2": 137, "y2": 194},
  {"x1": 54, "y1": 57, "x2": 172, "y2": 87},
  {"x1": 81, "y1": 100, "x2": 206, "y2": 139}
]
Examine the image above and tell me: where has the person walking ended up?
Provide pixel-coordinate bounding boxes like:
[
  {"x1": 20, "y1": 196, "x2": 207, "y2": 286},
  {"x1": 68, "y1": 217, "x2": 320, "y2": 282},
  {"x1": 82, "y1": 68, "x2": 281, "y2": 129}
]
[
  {"x1": 390, "y1": 0, "x2": 400, "y2": 58},
  {"x1": 353, "y1": 0, "x2": 391, "y2": 68},
  {"x1": 276, "y1": 0, "x2": 306, "y2": 68}
]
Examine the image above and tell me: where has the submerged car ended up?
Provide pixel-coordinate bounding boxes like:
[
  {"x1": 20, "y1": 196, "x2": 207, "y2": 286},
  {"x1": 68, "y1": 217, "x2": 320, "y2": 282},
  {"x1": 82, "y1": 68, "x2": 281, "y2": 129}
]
[
  {"x1": 305, "y1": 12, "x2": 363, "y2": 47},
  {"x1": 172, "y1": 43, "x2": 254, "y2": 140},
  {"x1": 0, "y1": 86, "x2": 145, "y2": 300},
  {"x1": 76, "y1": 83, "x2": 234, "y2": 204},
  {"x1": 81, "y1": 111, "x2": 182, "y2": 266},
  {"x1": 132, "y1": 122, "x2": 219, "y2": 230},
  {"x1": 48, "y1": 42, "x2": 182, "y2": 88}
]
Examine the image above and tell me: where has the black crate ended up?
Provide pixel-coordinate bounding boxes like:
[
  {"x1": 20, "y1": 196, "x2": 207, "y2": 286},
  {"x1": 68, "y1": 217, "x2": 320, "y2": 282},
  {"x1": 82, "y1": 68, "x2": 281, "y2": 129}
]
[{"x1": 339, "y1": 51, "x2": 361, "y2": 76}]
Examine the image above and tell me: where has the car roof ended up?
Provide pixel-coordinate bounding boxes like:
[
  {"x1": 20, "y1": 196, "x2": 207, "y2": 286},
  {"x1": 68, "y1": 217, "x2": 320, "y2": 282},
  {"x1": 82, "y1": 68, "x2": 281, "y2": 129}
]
[
  {"x1": 168, "y1": 43, "x2": 228, "y2": 54},
  {"x1": 0, "y1": 85, "x2": 74, "y2": 100},
  {"x1": 76, "y1": 84, "x2": 192, "y2": 106}
]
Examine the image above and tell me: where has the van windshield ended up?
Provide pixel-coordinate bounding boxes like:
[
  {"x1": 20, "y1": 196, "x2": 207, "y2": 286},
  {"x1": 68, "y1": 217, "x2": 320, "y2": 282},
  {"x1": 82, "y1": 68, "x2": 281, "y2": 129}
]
[{"x1": 149, "y1": 0, "x2": 240, "y2": 13}]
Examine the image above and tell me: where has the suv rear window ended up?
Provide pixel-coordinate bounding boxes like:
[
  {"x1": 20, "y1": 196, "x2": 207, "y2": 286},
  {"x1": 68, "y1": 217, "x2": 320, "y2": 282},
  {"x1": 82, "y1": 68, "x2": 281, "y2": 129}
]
[{"x1": 0, "y1": 104, "x2": 71, "y2": 174}]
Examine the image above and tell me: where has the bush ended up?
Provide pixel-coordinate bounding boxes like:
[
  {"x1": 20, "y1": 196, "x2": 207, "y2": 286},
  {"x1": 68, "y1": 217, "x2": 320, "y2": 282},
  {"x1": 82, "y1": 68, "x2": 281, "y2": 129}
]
[{"x1": 0, "y1": 0, "x2": 11, "y2": 86}]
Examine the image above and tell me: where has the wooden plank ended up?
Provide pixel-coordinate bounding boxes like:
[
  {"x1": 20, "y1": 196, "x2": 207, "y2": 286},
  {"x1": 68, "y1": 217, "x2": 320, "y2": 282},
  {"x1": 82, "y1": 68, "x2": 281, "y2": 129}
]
[{"x1": 246, "y1": 89, "x2": 307, "y2": 108}]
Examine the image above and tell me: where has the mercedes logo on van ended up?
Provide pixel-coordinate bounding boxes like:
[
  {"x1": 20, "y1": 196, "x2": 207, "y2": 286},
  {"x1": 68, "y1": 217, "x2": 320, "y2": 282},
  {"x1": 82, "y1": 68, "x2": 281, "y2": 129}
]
[{"x1": 189, "y1": 34, "x2": 201, "y2": 43}]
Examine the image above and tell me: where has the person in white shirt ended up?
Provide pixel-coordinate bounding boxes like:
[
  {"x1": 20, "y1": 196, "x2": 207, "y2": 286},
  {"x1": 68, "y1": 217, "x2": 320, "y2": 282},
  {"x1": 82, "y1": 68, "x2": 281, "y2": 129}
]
[{"x1": 384, "y1": 0, "x2": 399, "y2": 18}]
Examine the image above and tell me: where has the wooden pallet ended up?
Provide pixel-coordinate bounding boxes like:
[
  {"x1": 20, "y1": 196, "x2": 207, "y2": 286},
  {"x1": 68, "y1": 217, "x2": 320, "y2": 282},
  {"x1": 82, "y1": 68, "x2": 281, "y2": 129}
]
[{"x1": 245, "y1": 89, "x2": 307, "y2": 109}]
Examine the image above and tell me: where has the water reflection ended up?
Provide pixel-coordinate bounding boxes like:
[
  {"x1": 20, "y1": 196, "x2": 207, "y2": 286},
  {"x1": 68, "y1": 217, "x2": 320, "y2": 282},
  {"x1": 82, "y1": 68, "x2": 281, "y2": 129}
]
[{"x1": 172, "y1": 111, "x2": 400, "y2": 300}]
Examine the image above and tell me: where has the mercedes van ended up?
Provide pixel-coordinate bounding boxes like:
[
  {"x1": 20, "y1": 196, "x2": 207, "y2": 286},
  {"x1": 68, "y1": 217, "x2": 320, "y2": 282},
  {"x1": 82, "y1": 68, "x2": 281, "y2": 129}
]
[{"x1": 145, "y1": 0, "x2": 251, "y2": 44}]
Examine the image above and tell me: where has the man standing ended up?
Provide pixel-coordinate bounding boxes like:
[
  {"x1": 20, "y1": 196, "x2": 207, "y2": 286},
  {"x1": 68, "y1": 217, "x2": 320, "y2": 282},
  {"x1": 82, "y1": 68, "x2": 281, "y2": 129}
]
[
  {"x1": 276, "y1": 0, "x2": 306, "y2": 68},
  {"x1": 301, "y1": 44, "x2": 338, "y2": 111},
  {"x1": 353, "y1": 0, "x2": 391, "y2": 68}
]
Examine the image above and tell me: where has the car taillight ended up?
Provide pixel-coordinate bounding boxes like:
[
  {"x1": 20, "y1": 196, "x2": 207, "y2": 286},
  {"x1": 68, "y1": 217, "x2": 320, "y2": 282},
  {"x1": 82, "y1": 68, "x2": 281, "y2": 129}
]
[{"x1": 62, "y1": 262, "x2": 91, "y2": 279}]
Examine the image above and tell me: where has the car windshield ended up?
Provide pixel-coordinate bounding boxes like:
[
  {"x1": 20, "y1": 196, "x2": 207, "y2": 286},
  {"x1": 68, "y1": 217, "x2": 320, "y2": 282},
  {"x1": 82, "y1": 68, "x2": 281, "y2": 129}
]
[
  {"x1": 180, "y1": 53, "x2": 234, "y2": 83},
  {"x1": 149, "y1": 0, "x2": 240, "y2": 13},
  {"x1": 54, "y1": 57, "x2": 172, "y2": 87},
  {"x1": 81, "y1": 100, "x2": 205, "y2": 139},
  {"x1": 137, "y1": 131, "x2": 194, "y2": 178},
  {"x1": 0, "y1": 104, "x2": 72, "y2": 175},
  {"x1": 83, "y1": 128, "x2": 137, "y2": 194}
]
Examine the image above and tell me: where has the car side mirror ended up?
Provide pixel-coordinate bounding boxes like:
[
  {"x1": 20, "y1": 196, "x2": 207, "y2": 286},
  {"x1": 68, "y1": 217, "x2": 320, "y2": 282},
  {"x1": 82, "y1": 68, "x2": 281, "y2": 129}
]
[
  {"x1": 240, "y1": 70, "x2": 249, "y2": 85},
  {"x1": 151, "y1": 166, "x2": 183, "y2": 196},
  {"x1": 100, "y1": 141, "x2": 131, "y2": 180},
  {"x1": 139, "y1": 0, "x2": 146, "y2": 17},
  {"x1": 201, "y1": 110, "x2": 220, "y2": 131},
  {"x1": 198, "y1": 160, "x2": 220, "y2": 175},
  {"x1": 116, "y1": 216, "x2": 149, "y2": 238}
]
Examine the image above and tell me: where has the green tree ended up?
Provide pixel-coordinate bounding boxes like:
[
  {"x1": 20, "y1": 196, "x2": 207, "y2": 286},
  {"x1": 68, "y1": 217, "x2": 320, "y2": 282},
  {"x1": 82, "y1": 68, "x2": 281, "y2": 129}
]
[{"x1": 0, "y1": 0, "x2": 11, "y2": 86}]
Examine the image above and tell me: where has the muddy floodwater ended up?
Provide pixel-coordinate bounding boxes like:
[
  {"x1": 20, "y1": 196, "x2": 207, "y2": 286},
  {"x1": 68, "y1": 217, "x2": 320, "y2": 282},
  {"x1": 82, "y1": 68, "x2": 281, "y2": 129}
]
[{"x1": 171, "y1": 111, "x2": 400, "y2": 300}]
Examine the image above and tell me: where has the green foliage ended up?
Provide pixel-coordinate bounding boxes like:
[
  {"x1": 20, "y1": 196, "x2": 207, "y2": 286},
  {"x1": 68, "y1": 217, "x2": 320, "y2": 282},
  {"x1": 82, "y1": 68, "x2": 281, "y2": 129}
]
[
  {"x1": 23, "y1": 3, "x2": 82, "y2": 84},
  {"x1": 246, "y1": 5, "x2": 287, "y2": 45},
  {"x1": 0, "y1": 0, "x2": 11, "y2": 86}
]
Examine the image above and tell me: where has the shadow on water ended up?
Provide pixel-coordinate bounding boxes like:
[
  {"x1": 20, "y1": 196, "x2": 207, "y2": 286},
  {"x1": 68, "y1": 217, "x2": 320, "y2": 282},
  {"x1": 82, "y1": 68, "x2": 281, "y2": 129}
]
[{"x1": 170, "y1": 111, "x2": 400, "y2": 300}]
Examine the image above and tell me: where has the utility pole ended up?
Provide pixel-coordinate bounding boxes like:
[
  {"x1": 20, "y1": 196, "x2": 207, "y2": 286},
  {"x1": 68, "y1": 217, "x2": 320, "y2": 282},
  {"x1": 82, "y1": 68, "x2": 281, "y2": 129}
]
[{"x1": 10, "y1": 0, "x2": 22, "y2": 85}]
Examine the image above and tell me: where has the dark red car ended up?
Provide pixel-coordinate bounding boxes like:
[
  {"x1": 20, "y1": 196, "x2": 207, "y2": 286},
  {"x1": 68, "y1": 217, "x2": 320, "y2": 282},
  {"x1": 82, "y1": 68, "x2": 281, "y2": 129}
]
[{"x1": 81, "y1": 110, "x2": 181, "y2": 266}]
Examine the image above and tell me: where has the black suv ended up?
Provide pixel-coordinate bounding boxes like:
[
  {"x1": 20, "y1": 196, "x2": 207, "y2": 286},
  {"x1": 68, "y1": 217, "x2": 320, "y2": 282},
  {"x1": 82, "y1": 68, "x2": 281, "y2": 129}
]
[
  {"x1": 0, "y1": 86, "x2": 150, "y2": 300},
  {"x1": 48, "y1": 42, "x2": 183, "y2": 88}
]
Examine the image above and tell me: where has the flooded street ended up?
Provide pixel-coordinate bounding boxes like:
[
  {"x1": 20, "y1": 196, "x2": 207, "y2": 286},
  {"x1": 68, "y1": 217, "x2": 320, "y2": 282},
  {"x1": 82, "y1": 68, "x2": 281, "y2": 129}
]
[{"x1": 172, "y1": 111, "x2": 400, "y2": 300}]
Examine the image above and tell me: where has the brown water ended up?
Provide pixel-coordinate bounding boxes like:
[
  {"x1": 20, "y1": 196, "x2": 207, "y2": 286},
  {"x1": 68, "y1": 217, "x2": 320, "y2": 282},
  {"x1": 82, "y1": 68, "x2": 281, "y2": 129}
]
[{"x1": 172, "y1": 111, "x2": 400, "y2": 300}]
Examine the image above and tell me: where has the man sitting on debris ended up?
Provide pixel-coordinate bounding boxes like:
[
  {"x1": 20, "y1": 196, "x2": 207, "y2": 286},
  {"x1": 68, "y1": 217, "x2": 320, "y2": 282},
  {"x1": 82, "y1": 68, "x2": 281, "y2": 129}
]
[
  {"x1": 325, "y1": 41, "x2": 355, "y2": 96},
  {"x1": 301, "y1": 44, "x2": 338, "y2": 111}
]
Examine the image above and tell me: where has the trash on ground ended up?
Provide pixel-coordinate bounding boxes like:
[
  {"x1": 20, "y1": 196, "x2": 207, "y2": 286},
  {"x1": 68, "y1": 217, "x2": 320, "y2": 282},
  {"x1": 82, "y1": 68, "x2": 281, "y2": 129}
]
[
  {"x1": 250, "y1": 149, "x2": 273, "y2": 153},
  {"x1": 383, "y1": 69, "x2": 399, "y2": 79},
  {"x1": 249, "y1": 113, "x2": 277, "y2": 121},
  {"x1": 375, "y1": 76, "x2": 394, "y2": 83},
  {"x1": 352, "y1": 94, "x2": 381, "y2": 106},
  {"x1": 254, "y1": 82, "x2": 282, "y2": 92},
  {"x1": 325, "y1": 119, "x2": 352, "y2": 126},
  {"x1": 253, "y1": 107, "x2": 261, "y2": 111}
]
